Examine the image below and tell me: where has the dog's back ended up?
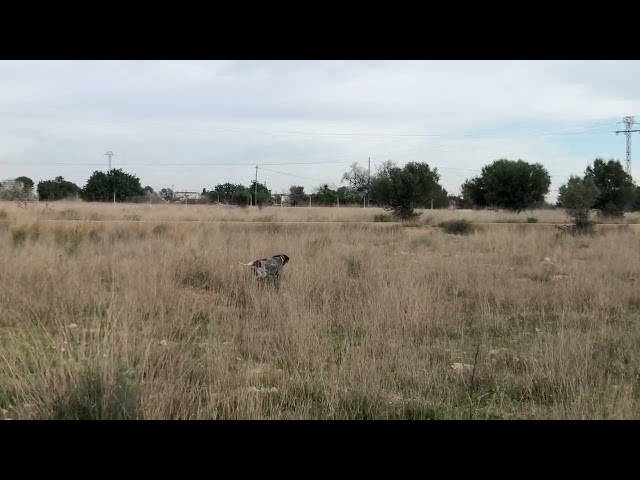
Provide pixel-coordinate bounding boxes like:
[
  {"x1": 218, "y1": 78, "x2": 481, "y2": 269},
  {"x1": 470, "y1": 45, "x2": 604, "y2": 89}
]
[{"x1": 241, "y1": 254, "x2": 290, "y2": 278}]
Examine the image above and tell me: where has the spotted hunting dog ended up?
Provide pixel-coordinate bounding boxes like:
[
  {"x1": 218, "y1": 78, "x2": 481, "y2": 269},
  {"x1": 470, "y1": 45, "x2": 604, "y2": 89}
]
[{"x1": 239, "y1": 254, "x2": 290, "y2": 280}]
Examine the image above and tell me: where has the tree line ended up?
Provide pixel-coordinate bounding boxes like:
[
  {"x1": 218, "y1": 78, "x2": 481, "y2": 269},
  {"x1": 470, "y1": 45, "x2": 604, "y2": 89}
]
[
  {"x1": 2, "y1": 157, "x2": 640, "y2": 220},
  {"x1": 0, "y1": 169, "x2": 374, "y2": 207}
]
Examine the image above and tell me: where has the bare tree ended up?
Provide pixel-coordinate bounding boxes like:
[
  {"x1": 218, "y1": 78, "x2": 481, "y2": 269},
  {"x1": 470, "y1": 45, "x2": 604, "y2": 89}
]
[
  {"x1": 341, "y1": 162, "x2": 369, "y2": 200},
  {"x1": 0, "y1": 179, "x2": 33, "y2": 201}
]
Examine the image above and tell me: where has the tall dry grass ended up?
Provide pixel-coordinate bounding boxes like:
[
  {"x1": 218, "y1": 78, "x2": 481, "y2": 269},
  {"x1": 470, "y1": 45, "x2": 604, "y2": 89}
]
[
  {"x1": 3, "y1": 200, "x2": 640, "y2": 225},
  {"x1": 1, "y1": 204, "x2": 639, "y2": 419}
]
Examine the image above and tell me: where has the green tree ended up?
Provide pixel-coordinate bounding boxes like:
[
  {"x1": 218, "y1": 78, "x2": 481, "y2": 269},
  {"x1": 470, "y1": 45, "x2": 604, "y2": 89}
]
[
  {"x1": 557, "y1": 175, "x2": 600, "y2": 235},
  {"x1": 231, "y1": 187, "x2": 251, "y2": 207},
  {"x1": 462, "y1": 159, "x2": 551, "y2": 212},
  {"x1": 15, "y1": 176, "x2": 34, "y2": 195},
  {"x1": 210, "y1": 183, "x2": 246, "y2": 204},
  {"x1": 584, "y1": 158, "x2": 635, "y2": 217},
  {"x1": 80, "y1": 169, "x2": 145, "y2": 203},
  {"x1": 370, "y1": 161, "x2": 446, "y2": 219},
  {"x1": 249, "y1": 180, "x2": 270, "y2": 196},
  {"x1": 249, "y1": 181, "x2": 273, "y2": 207},
  {"x1": 159, "y1": 188, "x2": 174, "y2": 201},
  {"x1": 289, "y1": 185, "x2": 307, "y2": 207},
  {"x1": 37, "y1": 176, "x2": 81, "y2": 201},
  {"x1": 335, "y1": 186, "x2": 360, "y2": 206},
  {"x1": 460, "y1": 177, "x2": 488, "y2": 208},
  {"x1": 313, "y1": 184, "x2": 339, "y2": 206},
  {"x1": 632, "y1": 186, "x2": 640, "y2": 212},
  {"x1": 430, "y1": 183, "x2": 450, "y2": 209}
]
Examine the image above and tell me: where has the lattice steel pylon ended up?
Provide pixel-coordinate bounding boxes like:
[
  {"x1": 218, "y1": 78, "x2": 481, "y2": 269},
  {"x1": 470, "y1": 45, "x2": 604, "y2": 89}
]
[
  {"x1": 105, "y1": 151, "x2": 115, "y2": 171},
  {"x1": 615, "y1": 116, "x2": 640, "y2": 178}
]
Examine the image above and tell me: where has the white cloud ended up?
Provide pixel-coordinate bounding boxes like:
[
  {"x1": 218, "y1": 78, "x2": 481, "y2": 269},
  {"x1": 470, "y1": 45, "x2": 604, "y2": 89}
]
[{"x1": 0, "y1": 60, "x2": 637, "y2": 200}]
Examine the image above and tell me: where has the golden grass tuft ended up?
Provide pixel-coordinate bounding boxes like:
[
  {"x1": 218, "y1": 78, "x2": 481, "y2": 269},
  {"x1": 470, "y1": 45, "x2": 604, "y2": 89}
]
[{"x1": 0, "y1": 202, "x2": 639, "y2": 419}]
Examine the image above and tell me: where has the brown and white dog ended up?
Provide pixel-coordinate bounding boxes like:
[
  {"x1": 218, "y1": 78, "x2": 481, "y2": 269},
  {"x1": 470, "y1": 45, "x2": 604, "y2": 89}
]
[{"x1": 239, "y1": 254, "x2": 290, "y2": 279}]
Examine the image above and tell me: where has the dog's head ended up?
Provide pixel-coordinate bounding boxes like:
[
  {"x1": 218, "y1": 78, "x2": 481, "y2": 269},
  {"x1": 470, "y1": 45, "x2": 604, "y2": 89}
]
[{"x1": 275, "y1": 254, "x2": 290, "y2": 265}]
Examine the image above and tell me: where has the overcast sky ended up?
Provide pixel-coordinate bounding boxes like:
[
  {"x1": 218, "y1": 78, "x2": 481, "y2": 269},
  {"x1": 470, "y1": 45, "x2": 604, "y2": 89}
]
[{"x1": 1, "y1": 60, "x2": 639, "y2": 201}]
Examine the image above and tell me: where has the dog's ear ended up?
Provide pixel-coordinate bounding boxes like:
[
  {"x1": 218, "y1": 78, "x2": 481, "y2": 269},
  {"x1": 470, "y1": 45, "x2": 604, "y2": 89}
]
[{"x1": 283, "y1": 254, "x2": 290, "y2": 264}]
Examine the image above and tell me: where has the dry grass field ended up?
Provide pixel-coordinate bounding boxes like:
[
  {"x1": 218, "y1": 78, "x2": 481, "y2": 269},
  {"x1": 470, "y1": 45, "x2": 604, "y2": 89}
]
[
  {"x1": 5, "y1": 199, "x2": 640, "y2": 224},
  {"x1": 1, "y1": 201, "x2": 639, "y2": 419}
]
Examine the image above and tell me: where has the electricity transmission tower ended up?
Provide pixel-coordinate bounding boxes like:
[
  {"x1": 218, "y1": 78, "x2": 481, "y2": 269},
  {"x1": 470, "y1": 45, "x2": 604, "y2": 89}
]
[
  {"x1": 105, "y1": 151, "x2": 115, "y2": 171},
  {"x1": 615, "y1": 117, "x2": 640, "y2": 177}
]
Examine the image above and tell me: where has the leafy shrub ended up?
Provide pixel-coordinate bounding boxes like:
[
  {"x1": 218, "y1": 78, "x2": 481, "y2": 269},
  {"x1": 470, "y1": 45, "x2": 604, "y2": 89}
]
[
  {"x1": 439, "y1": 219, "x2": 476, "y2": 235},
  {"x1": 374, "y1": 214, "x2": 393, "y2": 222}
]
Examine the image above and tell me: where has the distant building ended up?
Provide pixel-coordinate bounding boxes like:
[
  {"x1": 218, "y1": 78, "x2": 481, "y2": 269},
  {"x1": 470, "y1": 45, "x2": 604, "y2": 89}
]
[{"x1": 173, "y1": 191, "x2": 203, "y2": 201}]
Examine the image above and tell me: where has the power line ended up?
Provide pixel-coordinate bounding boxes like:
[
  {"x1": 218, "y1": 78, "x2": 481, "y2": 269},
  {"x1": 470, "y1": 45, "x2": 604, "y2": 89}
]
[
  {"x1": 0, "y1": 132, "x2": 616, "y2": 169},
  {"x1": 257, "y1": 166, "x2": 320, "y2": 182},
  {"x1": 0, "y1": 118, "x2": 623, "y2": 170},
  {"x1": 258, "y1": 162, "x2": 571, "y2": 185},
  {"x1": 153, "y1": 119, "x2": 618, "y2": 139},
  {"x1": 0, "y1": 158, "x2": 575, "y2": 181},
  {"x1": 0, "y1": 117, "x2": 619, "y2": 194},
  {"x1": 236, "y1": 119, "x2": 616, "y2": 139},
  {"x1": 0, "y1": 160, "x2": 357, "y2": 167}
]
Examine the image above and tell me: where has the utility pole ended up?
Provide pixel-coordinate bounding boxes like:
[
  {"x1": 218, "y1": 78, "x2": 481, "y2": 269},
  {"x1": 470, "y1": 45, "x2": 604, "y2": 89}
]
[
  {"x1": 254, "y1": 165, "x2": 258, "y2": 206},
  {"x1": 615, "y1": 116, "x2": 640, "y2": 177},
  {"x1": 367, "y1": 157, "x2": 371, "y2": 208},
  {"x1": 105, "y1": 151, "x2": 115, "y2": 171}
]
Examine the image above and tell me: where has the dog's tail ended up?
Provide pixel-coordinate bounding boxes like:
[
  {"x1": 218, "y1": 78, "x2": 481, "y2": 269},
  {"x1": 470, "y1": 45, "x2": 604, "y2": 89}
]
[{"x1": 238, "y1": 261, "x2": 254, "y2": 266}]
